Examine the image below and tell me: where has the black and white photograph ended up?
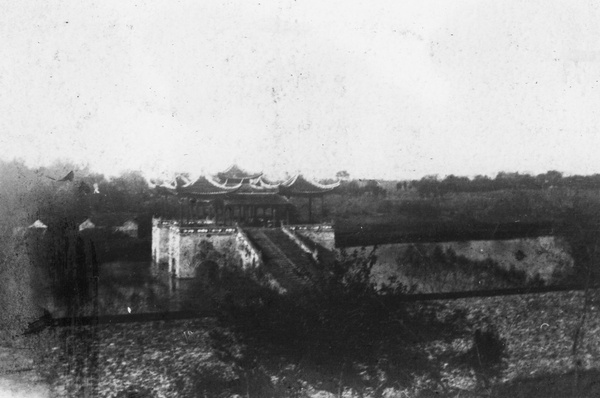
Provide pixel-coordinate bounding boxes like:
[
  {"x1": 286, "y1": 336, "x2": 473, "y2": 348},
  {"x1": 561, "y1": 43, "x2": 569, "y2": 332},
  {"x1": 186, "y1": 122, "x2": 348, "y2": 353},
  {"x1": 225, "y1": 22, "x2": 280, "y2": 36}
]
[{"x1": 2, "y1": 1, "x2": 600, "y2": 397}]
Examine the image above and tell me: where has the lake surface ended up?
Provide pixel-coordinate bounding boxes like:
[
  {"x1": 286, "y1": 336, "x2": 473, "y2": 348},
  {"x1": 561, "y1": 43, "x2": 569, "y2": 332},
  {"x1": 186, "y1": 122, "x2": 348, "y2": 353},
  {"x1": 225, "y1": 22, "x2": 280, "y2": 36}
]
[{"x1": 53, "y1": 261, "x2": 211, "y2": 317}]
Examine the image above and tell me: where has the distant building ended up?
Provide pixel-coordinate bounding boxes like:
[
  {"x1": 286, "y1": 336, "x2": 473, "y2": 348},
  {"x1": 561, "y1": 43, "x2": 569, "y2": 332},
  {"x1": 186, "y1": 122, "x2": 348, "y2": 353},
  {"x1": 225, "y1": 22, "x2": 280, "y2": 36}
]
[
  {"x1": 79, "y1": 218, "x2": 96, "y2": 232},
  {"x1": 25, "y1": 219, "x2": 48, "y2": 237},
  {"x1": 28, "y1": 220, "x2": 48, "y2": 229},
  {"x1": 114, "y1": 219, "x2": 139, "y2": 238},
  {"x1": 80, "y1": 213, "x2": 141, "y2": 238}
]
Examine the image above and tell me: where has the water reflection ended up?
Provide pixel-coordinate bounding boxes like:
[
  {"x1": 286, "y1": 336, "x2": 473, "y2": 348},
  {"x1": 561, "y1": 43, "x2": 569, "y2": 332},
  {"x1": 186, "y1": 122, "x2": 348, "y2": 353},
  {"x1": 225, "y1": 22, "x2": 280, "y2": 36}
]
[{"x1": 93, "y1": 261, "x2": 207, "y2": 315}]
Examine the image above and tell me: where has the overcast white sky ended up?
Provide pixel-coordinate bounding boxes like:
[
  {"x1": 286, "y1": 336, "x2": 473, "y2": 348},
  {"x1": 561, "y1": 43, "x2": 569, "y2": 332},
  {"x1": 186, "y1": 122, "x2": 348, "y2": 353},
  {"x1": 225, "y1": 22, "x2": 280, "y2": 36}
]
[{"x1": 1, "y1": 0, "x2": 600, "y2": 180}]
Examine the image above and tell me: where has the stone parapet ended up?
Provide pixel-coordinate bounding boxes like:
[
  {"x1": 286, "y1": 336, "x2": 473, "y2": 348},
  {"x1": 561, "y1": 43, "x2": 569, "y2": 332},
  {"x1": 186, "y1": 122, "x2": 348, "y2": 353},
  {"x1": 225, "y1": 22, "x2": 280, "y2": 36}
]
[
  {"x1": 287, "y1": 223, "x2": 336, "y2": 250},
  {"x1": 281, "y1": 225, "x2": 319, "y2": 262},
  {"x1": 236, "y1": 228, "x2": 263, "y2": 269}
]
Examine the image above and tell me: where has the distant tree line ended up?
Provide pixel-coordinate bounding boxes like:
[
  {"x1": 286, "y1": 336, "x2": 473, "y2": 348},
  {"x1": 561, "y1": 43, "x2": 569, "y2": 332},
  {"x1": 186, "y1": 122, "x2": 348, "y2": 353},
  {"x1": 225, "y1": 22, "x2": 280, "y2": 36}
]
[
  {"x1": 331, "y1": 170, "x2": 600, "y2": 201},
  {"x1": 410, "y1": 171, "x2": 600, "y2": 198},
  {"x1": 335, "y1": 179, "x2": 387, "y2": 197}
]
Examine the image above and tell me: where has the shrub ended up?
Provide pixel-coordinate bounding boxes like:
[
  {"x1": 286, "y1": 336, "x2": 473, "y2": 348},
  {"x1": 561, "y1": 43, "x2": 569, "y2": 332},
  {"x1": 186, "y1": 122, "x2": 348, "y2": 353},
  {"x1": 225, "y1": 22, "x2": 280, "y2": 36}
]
[
  {"x1": 469, "y1": 324, "x2": 507, "y2": 388},
  {"x1": 195, "y1": 248, "x2": 476, "y2": 396}
]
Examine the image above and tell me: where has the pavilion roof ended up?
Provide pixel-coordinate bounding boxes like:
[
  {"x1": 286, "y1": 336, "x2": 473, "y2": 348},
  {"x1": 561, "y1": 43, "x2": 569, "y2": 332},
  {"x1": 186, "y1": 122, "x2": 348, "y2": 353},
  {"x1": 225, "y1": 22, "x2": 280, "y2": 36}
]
[
  {"x1": 217, "y1": 164, "x2": 263, "y2": 183},
  {"x1": 174, "y1": 175, "x2": 193, "y2": 188},
  {"x1": 253, "y1": 175, "x2": 281, "y2": 189},
  {"x1": 177, "y1": 176, "x2": 241, "y2": 197},
  {"x1": 153, "y1": 183, "x2": 177, "y2": 196},
  {"x1": 279, "y1": 175, "x2": 340, "y2": 197},
  {"x1": 235, "y1": 181, "x2": 280, "y2": 194},
  {"x1": 149, "y1": 177, "x2": 179, "y2": 196}
]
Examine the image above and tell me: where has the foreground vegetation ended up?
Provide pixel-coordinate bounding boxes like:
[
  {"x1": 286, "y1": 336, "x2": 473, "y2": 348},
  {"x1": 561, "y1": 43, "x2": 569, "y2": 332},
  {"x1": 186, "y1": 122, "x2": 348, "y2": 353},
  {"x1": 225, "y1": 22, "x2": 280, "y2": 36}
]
[{"x1": 26, "y1": 284, "x2": 600, "y2": 397}]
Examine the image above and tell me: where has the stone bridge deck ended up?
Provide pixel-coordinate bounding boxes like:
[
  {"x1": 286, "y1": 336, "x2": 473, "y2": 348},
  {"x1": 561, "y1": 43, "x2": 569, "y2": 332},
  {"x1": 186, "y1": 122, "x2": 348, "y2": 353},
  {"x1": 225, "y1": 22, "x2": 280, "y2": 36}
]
[{"x1": 244, "y1": 228, "x2": 321, "y2": 292}]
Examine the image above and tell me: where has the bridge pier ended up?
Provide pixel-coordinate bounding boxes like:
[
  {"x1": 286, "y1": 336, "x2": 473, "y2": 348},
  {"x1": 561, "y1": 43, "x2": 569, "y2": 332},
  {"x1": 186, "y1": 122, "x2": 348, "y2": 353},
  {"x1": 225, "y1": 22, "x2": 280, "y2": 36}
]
[
  {"x1": 152, "y1": 218, "x2": 264, "y2": 279},
  {"x1": 151, "y1": 218, "x2": 171, "y2": 269}
]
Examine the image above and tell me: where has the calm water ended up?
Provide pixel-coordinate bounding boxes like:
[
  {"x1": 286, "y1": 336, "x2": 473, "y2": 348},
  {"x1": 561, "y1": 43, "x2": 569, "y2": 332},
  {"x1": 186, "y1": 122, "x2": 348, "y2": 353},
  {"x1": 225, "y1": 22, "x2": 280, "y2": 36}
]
[{"x1": 92, "y1": 261, "x2": 209, "y2": 315}]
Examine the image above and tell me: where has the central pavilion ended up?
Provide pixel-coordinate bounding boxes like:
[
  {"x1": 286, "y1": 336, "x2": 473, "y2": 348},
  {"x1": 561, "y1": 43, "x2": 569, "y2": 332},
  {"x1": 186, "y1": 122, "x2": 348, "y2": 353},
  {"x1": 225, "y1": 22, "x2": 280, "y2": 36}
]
[{"x1": 156, "y1": 165, "x2": 339, "y2": 226}]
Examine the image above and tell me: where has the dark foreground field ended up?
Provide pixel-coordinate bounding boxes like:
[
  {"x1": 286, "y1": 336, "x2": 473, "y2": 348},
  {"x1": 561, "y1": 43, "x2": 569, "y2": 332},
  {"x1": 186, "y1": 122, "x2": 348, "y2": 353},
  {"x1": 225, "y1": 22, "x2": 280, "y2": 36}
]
[{"x1": 12, "y1": 288, "x2": 600, "y2": 397}]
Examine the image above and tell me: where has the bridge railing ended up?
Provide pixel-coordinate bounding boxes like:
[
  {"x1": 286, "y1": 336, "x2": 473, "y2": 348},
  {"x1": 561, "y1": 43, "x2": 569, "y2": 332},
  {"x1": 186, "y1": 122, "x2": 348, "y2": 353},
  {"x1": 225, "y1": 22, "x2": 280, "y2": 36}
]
[
  {"x1": 285, "y1": 223, "x2": 334, "y2": 232},
  {"x1": 236, "y1": 226, "x2": 263, "y2": 268},
  {"x1": 281, "y1": 225, "x2": 319, "y2": 262}
]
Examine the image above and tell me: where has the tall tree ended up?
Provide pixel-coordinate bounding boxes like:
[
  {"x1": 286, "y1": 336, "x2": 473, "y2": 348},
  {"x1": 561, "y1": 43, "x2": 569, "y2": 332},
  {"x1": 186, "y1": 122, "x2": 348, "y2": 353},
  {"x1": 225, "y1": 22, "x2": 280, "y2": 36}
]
[{"x1": 558, "y1": 195, "x2": 600, "y2": 393}]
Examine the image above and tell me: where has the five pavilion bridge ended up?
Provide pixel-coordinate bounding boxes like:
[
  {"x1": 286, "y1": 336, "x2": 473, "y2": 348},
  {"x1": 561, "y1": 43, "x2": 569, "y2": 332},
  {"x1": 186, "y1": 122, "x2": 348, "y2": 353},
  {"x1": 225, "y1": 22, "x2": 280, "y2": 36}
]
[{"x1": 151, "y1": 165, "x2": 339, "y2": 291}]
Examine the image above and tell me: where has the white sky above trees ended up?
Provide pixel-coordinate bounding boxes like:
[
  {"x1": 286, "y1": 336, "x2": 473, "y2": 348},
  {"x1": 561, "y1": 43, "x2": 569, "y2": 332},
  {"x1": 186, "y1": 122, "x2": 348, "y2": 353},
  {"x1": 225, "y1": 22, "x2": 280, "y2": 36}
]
[{"x1": 2, "y1": 0, "x2": 600, "y2": 180}]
